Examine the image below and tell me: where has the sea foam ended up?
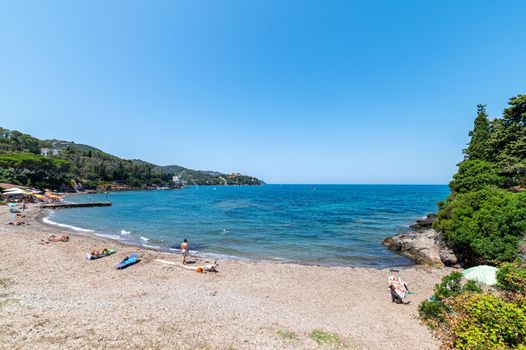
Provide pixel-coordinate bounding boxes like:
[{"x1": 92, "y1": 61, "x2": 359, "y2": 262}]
[
  {"x1": 43, "y1": 216, "x2": 94, "y2": 233},
  {"x1": 94, "y1": 233, "x2": 121, "y2": 240}
]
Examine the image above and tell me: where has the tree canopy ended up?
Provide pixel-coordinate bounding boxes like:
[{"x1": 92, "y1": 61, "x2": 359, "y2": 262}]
[
  {"x1": 434, "y1": 94, "x2": 526, "y2": 265},
  {"x1": 464, "y1": 104, "x2": 490, "y2": 161}
]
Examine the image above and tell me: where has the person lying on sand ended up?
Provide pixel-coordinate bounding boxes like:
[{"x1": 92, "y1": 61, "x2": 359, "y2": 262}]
[
  {"x1": 90, "y1": 248, "x2": 109, "y2": 258},
  {"x1": 7, "y1": 220, "x2": 25, "y2": 226},
  {"x1": 41, "y1": 234, "x2": 70, "y2": 244},
  {"x1": 7, "y1": 214, "x2": 25, "y2": 226}
]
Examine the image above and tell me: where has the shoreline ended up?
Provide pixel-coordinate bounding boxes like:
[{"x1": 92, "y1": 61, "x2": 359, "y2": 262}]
[
  {"x1": 1, "y1": 204, "x2": 454, "y2": 349},
  {"x1": 40, "y1": 205, "x2": 418, "y2": 269},
  {"x1": 0, "y1": 207, "x2": 452, "y2": 349}
]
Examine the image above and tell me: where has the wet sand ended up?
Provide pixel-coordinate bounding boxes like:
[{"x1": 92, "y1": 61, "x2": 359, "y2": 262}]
[{"x1": 0, "y1": 204, "x2": 452, "y2": 349}]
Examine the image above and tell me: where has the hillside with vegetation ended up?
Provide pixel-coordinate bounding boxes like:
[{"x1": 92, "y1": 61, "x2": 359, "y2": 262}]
[
  {"x1": 0, "y1": 128, "x2": 264, "y2": 191},
  {"x1": 434, "y1": 95, "x2": 526, "y2": 265},
  {"x1": 420, "y1": 95, "x2": 526, "y2": 349}
]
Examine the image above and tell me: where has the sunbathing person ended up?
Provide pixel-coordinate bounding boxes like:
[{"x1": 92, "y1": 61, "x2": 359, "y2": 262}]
[
  {"x1": 7, "y1": 215, "x2": 25, "y2": 226},
  {"x1": 42, "y1": 234, "x2": 70, "y2": 243},
  {"x1": 7, "y1": 220, "x2": 25, "y2": 226},
  {"x1": 90, "y1": 248, "x2": 109, "y2": 257},
  {"x1": 388, "y1": 275, "x2": 411, "y2": 304}
]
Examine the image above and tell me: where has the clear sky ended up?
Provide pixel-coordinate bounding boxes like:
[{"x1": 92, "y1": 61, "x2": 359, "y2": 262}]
[{"x1": 1, "y1": 1, "x2": 525, "y2": 184}]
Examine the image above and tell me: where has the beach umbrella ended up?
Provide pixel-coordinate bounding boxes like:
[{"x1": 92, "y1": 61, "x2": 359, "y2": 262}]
[{"x1": 463, "y1": 265, "x2": 498, "y2": 286}]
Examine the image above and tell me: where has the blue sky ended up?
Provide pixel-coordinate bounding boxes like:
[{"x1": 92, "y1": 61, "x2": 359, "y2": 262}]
[{"x1": 1, "y1": 1, "x2": 525, "y2": 184}]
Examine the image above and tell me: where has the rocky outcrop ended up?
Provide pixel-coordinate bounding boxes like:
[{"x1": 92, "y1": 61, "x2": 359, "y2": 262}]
[
  {"x1": 383, "y1": 214, "x2": 459, "y2": 267},
  {"x1": 438, "y1": 237, "x2": 459, "y2": 266},
  {"x1": 409, "y1": 213, "x2": 436, "y2": 230}
]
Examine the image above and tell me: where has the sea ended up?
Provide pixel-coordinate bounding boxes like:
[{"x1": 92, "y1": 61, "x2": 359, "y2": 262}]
[{"x1": 45, "y1": 184, "x2": 450, "y2": 267}]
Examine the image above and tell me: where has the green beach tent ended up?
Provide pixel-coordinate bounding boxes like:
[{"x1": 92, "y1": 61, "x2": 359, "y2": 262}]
[{"x1": 462, "y1": 265, "x2": 498, "y2": 286}]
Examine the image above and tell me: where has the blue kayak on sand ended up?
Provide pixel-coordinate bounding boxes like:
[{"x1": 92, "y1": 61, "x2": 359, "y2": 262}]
[{"x1": 116, "y1": 253, "x2": 140, "y2": 269}]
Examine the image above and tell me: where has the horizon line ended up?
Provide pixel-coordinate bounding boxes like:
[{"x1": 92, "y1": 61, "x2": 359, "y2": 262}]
[{"x1": 247, "y1": 183, "x2": 448, "y2": 186}]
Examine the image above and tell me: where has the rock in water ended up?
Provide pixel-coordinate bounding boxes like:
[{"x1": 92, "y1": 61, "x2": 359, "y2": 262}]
[
  {"x1": 383, "y1": 214, "x2": 459, "y2": 267},
  {"x1": 383, "y1": 229, "x2": 443, "y2": 266},
  {"x1": 409, "y1": 213, "x2": 437, "y2": 230}
]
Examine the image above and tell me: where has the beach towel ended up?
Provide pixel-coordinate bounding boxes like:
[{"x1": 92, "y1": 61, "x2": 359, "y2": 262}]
[
  {"x1": 86, "y1": 248, "x2": 116, "y2": 260},
  {"x1": 116, "y1": 253, "x2": 140, "y2": 269},
  {"x1": 153, "y1": 259, "x2": 218, "y2": 272}
]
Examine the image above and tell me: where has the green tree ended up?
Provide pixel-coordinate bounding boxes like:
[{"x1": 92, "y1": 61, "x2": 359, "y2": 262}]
[
  {"x1": 449, "y1": 160, "x2": 505, "y2": 193},
  {"x1": 488, "y1": 95, "x2": 526, "y2": 186},
  {"x1": 0, "y1": 152, "x2": 70, "y2": 189},
  {"x1": 435, "y1": 187, "x2": 526, "y2": 263},
  {"x1": 464, "y1": 104, "x2": 491, "y2": 161}
]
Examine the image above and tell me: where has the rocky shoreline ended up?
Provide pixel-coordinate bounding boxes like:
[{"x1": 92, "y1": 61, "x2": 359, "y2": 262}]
[{"x1": 383, "y1": 214, "x2": 459, "y2": 267}]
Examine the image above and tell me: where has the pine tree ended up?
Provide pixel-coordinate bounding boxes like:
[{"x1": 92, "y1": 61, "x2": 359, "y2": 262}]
[
  {"x1": 464, "y1": 104, "x2": 490, "y2": 160},
  {"x1": 493, "y1": 95, "x2": 526, "y2": 185}
]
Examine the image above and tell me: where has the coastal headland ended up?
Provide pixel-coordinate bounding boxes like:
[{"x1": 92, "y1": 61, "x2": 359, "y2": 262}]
[{"x1": 0, "y1": 205, "x2": 454, "y2": 349}]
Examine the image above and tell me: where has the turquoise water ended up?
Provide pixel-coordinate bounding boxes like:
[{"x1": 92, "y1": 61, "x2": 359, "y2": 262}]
[{"x1": 47, "y1": 185, "x2": 449, "y2": 267}]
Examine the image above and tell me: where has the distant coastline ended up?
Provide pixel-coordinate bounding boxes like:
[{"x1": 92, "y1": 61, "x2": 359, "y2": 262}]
[{"x1": 0, "y1": 127, "x2": 264, "y2": 193}]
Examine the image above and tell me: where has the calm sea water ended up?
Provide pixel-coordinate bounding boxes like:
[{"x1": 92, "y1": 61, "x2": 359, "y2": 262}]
[{"x1": 47, "y1": 185, "x2": 449, "y2": 267}]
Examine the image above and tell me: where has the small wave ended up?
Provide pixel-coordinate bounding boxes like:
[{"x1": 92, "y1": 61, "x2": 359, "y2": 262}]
[
  {"x1": 120, "y1": 229, "x2": 132, "y2": 235},
  {"x1": 270, "y1": 256, "x2": 287, "y2": 261},
  {"x1": 142, "y1": 243, "x2": 160, "y2": 249},
  {"x1": 43, "y1": 217, "x2": 94, "y2": 233},
  {"x1": 94, "y1": 233, "x2": 121, "y2": 240},
  {"x1": 199, "y1": 251, "x2": 242, "y2": 260},
  {"x1": 169, "y1": 247, "x2": 200, "y2": 255},
  {"x1": 140, "y1": 236, "x2": 150, "y2": 241}
]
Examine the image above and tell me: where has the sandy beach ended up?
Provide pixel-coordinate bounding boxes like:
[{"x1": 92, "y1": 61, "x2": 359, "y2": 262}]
[{"x1": 0, "y1": 205, "x2": 454, "y2": 349}]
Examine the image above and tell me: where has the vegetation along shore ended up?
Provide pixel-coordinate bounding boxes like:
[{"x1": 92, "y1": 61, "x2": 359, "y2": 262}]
[
  {"x1": 0, "y1": 128, "x2": 264, "y2": 192},
  {"x1": 384, "y1": 95, "x2": 526, "y2": 349}
]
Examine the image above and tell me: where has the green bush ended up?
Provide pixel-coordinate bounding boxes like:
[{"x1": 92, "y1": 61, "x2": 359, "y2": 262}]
[
  {"x1": 449, "y1": 160, "x2": 505, "y2": 193},
  {"x1": 449, "y1": 294, "x2": 526, "y2": 349},
  {"x1": 419, "y1": 299, "x2": 449, "y2": 323},
  {"x1": 498, "y1": 261, "x2": 526, "y2": 294},
  {"x1": 434, "y1": 272, "x2": 466, "y2": 299},
  {"x1": 420, "y1": 265, "x2": 526, "y2": 349},
  {"x1": 419, "y1": 272, "x2": 482, "y2": 323},
  {"x1": 497, "y1": 261, "x2": 526, "y2": 310},
  {"x1": 435, "y1": 187, "x2": 526, "y2": 263}
]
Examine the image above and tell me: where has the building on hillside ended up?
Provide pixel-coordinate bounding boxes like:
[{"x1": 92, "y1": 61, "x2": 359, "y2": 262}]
[
  {"x1": 172, "y1": 176, "x2": 185, "y2": 188},
  {"x1": 40, "y1": 148, "x2": 60, "y2": 156}
]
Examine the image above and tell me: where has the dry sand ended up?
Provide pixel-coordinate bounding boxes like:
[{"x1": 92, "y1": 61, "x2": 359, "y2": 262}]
[{"x1": 0, "y1": 205, "x2": 453, "y2": 349}]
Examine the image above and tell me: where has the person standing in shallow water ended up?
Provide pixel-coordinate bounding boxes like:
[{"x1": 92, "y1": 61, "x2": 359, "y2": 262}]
[{"x1": 181, "y1": 239, "x2": 188, "y2": 264}]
